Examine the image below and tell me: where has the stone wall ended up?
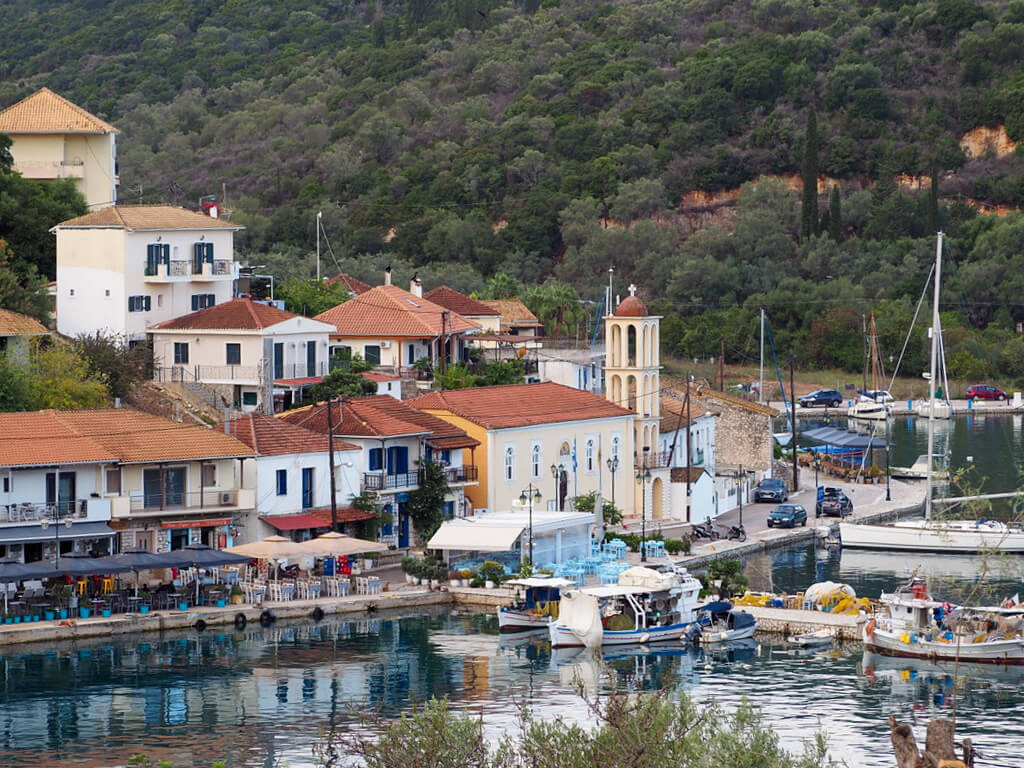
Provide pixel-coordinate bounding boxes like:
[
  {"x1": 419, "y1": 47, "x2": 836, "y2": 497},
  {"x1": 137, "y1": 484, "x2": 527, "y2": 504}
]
[{"x1": 693, "y1": 389, "x2": 775, "y2": 475}]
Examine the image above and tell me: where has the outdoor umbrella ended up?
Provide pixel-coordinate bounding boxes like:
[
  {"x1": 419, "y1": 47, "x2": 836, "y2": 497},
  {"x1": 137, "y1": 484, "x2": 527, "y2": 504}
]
[
  {"x1": 225, "y1": 535, "x2": 309, "y2": 582},
  {"x1": 0, "y1": 559, "x2": 60, "y2": 613},
  {"x1": 106, "y1": 548, "x2": 185, "y2": 596},
  {"x1": 182, "y1": 544, "x2": 251, "y2": 604},
  {"x1": 302, "y1": 531, "x2": 388, "y2": 557},
  {"x1": 58, "y1": 551, "x2": 133, "y2": 578}
]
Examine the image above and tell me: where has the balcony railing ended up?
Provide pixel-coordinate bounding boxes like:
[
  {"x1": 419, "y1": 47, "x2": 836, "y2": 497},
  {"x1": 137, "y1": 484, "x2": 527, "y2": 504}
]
[
  {"x1": 1, "y1": 501, "x2": 88, "y2": 524},
  {"x1": 442, "y1": 465, "x2": 478, "y2": 484},
  {"x1": 362, "y1": 472, "x2": 420, "y2": 492},
  {"x1": 275, "y1": 361, "x2": 329, "y2": 380},
  {"x1": 128, "y1": 488, "x2": 242, "y2": 513}
]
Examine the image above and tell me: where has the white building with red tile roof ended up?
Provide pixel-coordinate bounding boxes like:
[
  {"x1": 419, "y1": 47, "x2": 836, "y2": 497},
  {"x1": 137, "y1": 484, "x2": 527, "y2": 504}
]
[
  {"x1": 0, "y1": 408, "x2": 255, "y2": 560},
  {"x1": 409, "y1": 382, "x2": 634, "y2": 518},
  {"x1": 0, "y1": 87, "x2": 119, "y2": 209},
  {"x1": 149, "y1": 296, "x2": 335, "y2": 413},
  {"x1": 0, "y1": 308, "x2": 50, "y2": 361},
  {"x1": 52, "y1": 205, "x2": 244, "y2": 343},
  {"x1": 314, "y1": 275, "x2": 480, "y2": 375}
]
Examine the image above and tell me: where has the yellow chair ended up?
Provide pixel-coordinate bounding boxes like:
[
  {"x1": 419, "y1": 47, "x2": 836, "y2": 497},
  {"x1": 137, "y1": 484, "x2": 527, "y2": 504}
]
[
  {"x1": 102, "y1": 577, "x2": 114, "y2": 594},
  {"x1": 76, "y1": 579, "x2": 88, "y2": 596}
]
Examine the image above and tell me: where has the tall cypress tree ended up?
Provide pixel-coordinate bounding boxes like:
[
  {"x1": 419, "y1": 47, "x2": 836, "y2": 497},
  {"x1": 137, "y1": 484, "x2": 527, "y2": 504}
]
[
  {"x1": 800, "y1": 110, "x2": 819, "y2": 241},
  {"x1": 829, "y1": 184, "x2": 842, "y2": 241},
  {"x1": 927, "y1": 162, "x2": 939, "y2": 235}
]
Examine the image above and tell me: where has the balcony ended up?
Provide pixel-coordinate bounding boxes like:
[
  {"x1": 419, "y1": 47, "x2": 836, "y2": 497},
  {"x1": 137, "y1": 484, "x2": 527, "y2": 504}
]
[
  {"x1": 442, "y1": 465, "x2": 478, "y2": 484},
  {"x1": 126, "y1": 488, "x2": 252, "y2": 515},
  {"x1": 192, "y1": 260, "x2": 236, "y2": 281},
  {"x1": 362, "y1": 471, "x2": 420, "y2": 492},
  {"x1": 144, "y1": 260, "x2": 193, "y2": 282},
  {"x1": 275, "y1": 361, "x2": 329, "y2": 381},
  {"x1": 1, "y1": 501, "x2": 88, "y2": 524}
]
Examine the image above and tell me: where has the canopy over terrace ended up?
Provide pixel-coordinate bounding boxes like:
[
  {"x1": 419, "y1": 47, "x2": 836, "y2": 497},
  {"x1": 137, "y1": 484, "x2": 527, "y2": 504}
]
[{"x1": 801, "y1": 426, "x2": 893, "y2": 451}]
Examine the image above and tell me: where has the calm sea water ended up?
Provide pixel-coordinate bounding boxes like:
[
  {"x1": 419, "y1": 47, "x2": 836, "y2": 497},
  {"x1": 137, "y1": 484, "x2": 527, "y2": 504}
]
[{"x1": 2, "y1": 544, "x2": 1023, "y2": 768}]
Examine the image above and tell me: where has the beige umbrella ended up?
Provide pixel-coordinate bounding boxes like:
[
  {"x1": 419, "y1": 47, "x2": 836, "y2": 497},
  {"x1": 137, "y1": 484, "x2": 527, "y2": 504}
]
[
  {"x1": 225, "y1": 535, "x2": 309, "y2": 561},
  {"x1": 302, "y1": 531, "x2": 388, "y2": 557}
]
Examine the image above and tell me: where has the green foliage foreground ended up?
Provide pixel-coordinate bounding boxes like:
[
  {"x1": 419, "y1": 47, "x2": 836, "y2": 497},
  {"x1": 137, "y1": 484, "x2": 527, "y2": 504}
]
[{"x1": 315, "y1": 689, "x2": 835, "y2": 768}]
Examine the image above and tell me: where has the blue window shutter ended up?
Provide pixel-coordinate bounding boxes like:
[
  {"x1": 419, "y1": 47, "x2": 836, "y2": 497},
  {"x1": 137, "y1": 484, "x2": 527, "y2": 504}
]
[
  {"x1": 191, "y1": 295, "x2": 199, "y2": 311},
  {"x1": 276, "y1": 469, "x2": 287, "y2": 495},
  {"x1": 369, "y1": 448, "x2": 382, "y2": 471},
  {"x1": 205, "y1": 242, "x2": 214, "y2": 262},
  {"x1": 144, "y1": 296, "x2": 151, "y2": 311}
]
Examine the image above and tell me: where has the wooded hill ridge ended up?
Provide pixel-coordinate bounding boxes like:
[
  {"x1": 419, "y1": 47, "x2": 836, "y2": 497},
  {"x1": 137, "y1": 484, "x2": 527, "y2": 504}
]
[{"x1": 3, "y1": 0, "x2": 1024, "y2": 380}]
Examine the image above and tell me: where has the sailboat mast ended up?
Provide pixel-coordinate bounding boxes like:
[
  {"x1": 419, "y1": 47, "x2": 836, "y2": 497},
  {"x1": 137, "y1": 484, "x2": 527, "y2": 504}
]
[
  {"x1": 759, "y1": 308, "x2": 765, "y2": 404},
  {"x1": 925, "y1": 232, "x2": 944, "y2": 520}
]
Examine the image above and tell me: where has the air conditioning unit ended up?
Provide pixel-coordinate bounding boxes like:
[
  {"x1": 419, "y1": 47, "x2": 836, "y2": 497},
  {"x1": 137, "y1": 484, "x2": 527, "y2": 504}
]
[
  {"x1": 380, "y1": 340, "x2": 391, "y2": 349},
  {"x1": 219, "y1": 491, "x2": 233, "y2": 505}
]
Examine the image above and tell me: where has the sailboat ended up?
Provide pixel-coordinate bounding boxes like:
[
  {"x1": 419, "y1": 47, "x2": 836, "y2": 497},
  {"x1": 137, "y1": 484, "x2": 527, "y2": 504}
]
[
  {"x1": 847, "y1": 313, "x2": 890, "y2": 421},
  {"x1": 839, "y1": 232, "x2": 1024, "y2": 553}
]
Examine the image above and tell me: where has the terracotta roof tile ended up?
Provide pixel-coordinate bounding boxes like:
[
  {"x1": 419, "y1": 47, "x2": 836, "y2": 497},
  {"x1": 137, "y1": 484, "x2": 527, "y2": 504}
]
[
  {"x1": 409, "y1": 382, "x2": 632, "y2": 429},
  {"x1": 480, "y1": 300, "x2": 543, "y2": 328},
  {"x1": 151, "y1": 297, "x2": 324, "y2": 331},
  {"x1": 54, "y1": 205, "x2": 243, "y2": 231},
  {"x1": 314, "y1": 284, "x2": 480, "y2": 338},
  {"x1": 423, "y1": 286, "x2": 501, "y2": 317},
  {"x1": 0, "y1": 88, "x2": 118, "y2": 134},
  {"x1": 692, "y1": 382, "x2": 779, "y2": 417},
  {"x1": 0, "y1": 409, "x2": 253, "y2": 468},
  {"x1": 325, "y1": 273, "x2": 372, "y2": 295},
  {"x1": 659, "y1": 395, "x2": 698, "y2": 434},
  {"x1": 217, "y1": 412, "x2": 358, "y2": 456},
  {"x1": 0, "y1": 308, "x2": 49, "y2": 336},
  {"x1": 670, "y1": 467, "x2": 708, "y2": 483}
]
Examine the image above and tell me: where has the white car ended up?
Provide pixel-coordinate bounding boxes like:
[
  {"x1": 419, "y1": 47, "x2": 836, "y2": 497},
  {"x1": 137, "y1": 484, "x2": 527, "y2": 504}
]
[{"x1": 859, "y1": 390, "x2": 894, "y2": 403}]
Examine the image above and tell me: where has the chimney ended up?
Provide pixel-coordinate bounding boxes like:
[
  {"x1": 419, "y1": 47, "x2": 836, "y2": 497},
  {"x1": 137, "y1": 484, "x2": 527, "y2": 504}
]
[
  {"x1": 410, "y1": 273, "x2": 422, "y2": 298},
  {"x1": 384, "y1": 265, "x2": 392, "y2": 286}
]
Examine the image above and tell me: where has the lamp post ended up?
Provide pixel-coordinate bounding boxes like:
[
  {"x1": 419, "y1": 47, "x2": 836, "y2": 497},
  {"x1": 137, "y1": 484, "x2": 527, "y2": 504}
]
[
  {"x1": 39, "y1": 505, "x2": 74, "y2": 569},
  {"x1": 885, "y1": 417, "x2": 892, "y2": 502},
  {"x1": 813, "y1": 454, "x2": 820, "y2": 489},
  {"x1": 636, "y1": 457, "x2": 651, "y2": 563},
  {"x1": 606, "y1": 455, "x2": 619, "y2": 511},
  {"x1": 519, "y1": 485, "x2": 543, "y2": 566},
  {"x1": 737, "y1": 463, "x2": 744, "y2": 531}
]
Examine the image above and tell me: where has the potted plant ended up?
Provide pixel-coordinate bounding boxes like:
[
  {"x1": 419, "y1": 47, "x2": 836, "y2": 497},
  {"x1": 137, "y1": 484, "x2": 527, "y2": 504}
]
[
  {"x1": 79, "y1": 606, "x2": 91, "y2": 619},
  {"x1": 139, "y1": 590, "x2": 152, "y2": 613},
  {"x1": 230, "y1": 584, "x2": 244, "y2": 605},
  {"x1": 449, "y1": 570, "x2": 461, "y2": 587},
  {"x1": 459, "y1": 569, "x2": 473, "y2": 587},
  {"x1": 479, "y1": 560, "x2": 505, "y2": 589},
  {"x1": 2, "y1": 614, "x2": 11, "y2": 625},
  {"x1": 44, "y1": 609, "x2": 56, "y2": 621}
]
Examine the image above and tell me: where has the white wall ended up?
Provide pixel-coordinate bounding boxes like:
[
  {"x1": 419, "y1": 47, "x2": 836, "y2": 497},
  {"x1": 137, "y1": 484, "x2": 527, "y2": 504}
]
[{"x1": 659, "y1": 414, "x2": 716, "y2": 475}]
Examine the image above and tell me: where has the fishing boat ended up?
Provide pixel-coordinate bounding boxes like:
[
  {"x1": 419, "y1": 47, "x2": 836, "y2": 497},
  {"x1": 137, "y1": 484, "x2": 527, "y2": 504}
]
[
  {"x1": 889, "y1": 455, "x2": 949, "y2": 481},
  {"x1": 788, "y1": 628, "x2": 834, "y2": 647},
  {"x1": 847, "y1": 314, "x2": 891, "y2": 422},
  {"x1": 840, "y1": 232, "x2": 1024, "y2": 553},
  {"x1": 863, "y1": 578, "x2": 1024, "y2": 664},
  {"x1": 692, "y1": 601, "x2": 758, "y2": 644},
  {"x1": 497, "y1": 577, "x2": 575, "y2": 632},
  {"x1": 548, "y1": 565, "x2": 702, "y2": 648}
]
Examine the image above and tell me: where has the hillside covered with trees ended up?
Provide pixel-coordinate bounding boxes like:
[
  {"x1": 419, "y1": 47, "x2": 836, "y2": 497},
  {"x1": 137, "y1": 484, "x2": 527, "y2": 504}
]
[{"x1": 3, "y1": 0, "x2": 1024, "y2": 380}]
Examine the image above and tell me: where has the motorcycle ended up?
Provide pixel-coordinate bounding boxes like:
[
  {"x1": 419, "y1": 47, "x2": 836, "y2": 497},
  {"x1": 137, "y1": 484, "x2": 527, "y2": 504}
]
[
  {"x1": 726, "y1": 524, "x2": 747, "y2": 542},
  {"x1": 691, "y1": 520, "x2": 719, "y2": 540}
]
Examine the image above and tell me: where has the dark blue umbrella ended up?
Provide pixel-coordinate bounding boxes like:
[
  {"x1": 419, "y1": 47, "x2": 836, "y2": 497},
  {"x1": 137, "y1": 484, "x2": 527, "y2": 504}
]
[
  {"x1": 0, "y1": 559, "x2": 60, "y2": 612},
  {"x1": 181, "y1": 544, "x2": 250, "y2": 603},
  {"x1": 107, "y1": 549, "x2": 186, "y2": 596}
]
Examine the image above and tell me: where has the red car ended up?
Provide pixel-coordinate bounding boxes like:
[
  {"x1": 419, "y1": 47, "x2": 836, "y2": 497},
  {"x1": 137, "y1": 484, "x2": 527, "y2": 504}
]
[{"x1": 965, "y1": 384, "x2": 1007, "y2": 401}]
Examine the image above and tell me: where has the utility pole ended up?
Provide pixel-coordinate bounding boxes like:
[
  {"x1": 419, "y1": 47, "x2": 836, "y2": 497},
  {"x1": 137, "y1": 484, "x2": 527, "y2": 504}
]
[
  {"x1": 718, "y1": 338, "x2": 725, "y2": 391},
  {"x1": 685, "y1": 376, "x2": 692, "y2": 523},
  {"x1": 316, "y1": 211, "x2": 322, "y2": 283},
  {"x1": 326, "y1": 396, "x2": 339, "y2": 532},
  {"x1": 790, "y1": 355, "x2": 798, "y2": 492},
  {"x1": 759, "y1": 308, "x2": 765, "y2": 403}
]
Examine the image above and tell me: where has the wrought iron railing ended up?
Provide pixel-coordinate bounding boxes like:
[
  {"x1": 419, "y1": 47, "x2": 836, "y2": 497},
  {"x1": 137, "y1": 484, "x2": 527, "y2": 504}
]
[
  {"x1": 129, "y1": 489, "x2": 240, "y2": 513},
  {"x1": 362, "y1": 472, "x2": 420, "y2": 492},
  {"x1": 0, "y1": 501, "x2": 88, "y2": 523}
]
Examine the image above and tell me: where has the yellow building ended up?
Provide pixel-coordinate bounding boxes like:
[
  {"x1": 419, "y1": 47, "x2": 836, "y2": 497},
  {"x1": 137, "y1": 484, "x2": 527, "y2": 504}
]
[{"x1": 0, "y1": 88, "x2": 119, "y2": 210}]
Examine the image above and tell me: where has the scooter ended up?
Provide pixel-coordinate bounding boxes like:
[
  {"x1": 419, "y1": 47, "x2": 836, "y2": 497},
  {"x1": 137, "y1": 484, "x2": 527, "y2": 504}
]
[
  {"x1": 726, "y1": 524, "x2": 747, "y2": 542},
  {"x1": 691, "y1": 520, "x2": 719, "y2": 540}
]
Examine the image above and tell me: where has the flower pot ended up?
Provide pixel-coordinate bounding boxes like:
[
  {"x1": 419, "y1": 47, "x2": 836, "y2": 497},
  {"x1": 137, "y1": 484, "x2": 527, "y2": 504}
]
[
  {"x1": 58, "y1": 609, "x2": 68, "y2": 620},
  {"x1": 406, "y1": 574, "x2": 415, "y2": 584},
  {"x1": 13, "y1": 616, "x2": 21, "y2": 624},
  {"x1": 45, "y1": 611, "x2": 55, "y2": 621},
  {"x1": 3, "y1": 618, "x2": 11, "y2": 625},
  {"x1": 450, "y1": 579, "x2": 460, "y2": 587},
  {"x1": 102, "y1": 609, "x2": 112, "y2": 618},
  {"x1": 32, "y1": 615, "x2": 40, "y2": 622},
  {"x1": 79, "y1": 608, "x2": 91, "y2": 619},
  {"x1": 178, "y1": 602, "x2": 189, "y2": 611},
  {"x1": 216, "y1": 599, "x2": 226, "y2": 608},
  {"x1": 139, "y1": 605, "x2": 150, "y2": 614}
]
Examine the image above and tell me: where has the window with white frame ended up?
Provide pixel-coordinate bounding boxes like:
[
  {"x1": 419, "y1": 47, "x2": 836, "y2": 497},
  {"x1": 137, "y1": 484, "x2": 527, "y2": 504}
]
[
  {"x1": 585, "y1": 439, "x2": 594, "y2": 472},
  {"x1": 504, "y1": 445, "x2": 515, "y2": 481},
  {"x1": 531, "y1": 443, "x2": 542, "y2": 479}
]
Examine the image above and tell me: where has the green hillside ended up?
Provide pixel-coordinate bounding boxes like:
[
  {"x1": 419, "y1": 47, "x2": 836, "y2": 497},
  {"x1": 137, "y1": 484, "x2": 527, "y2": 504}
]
[{"x1": 3, "y1": 0, "x2": 1024, "y2": 379}]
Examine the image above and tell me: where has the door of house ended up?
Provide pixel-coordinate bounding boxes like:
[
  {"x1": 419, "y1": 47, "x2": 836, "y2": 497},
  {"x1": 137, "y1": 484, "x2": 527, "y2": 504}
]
[
  {"x1": 135, "y1": 531, "x2": 156, "y2": 552},
  {"x1": 398, "y1": 503, "x2": 410, "y2": 548},
  {"x1": 143, "y1": 468, "x2": 186, "y2": 509},
  {"x1": 274, "y1": 343, "x2": 284, "y2": 380},
  {"x1": 46, "y1": 471, "x2": 77, "y2": 515},
  {"x1": 306, "y1": 340, "x2": 317, "y2": 377},
  {"x1": 301, "y1": 467, "x2": 314, "y2": 509}
]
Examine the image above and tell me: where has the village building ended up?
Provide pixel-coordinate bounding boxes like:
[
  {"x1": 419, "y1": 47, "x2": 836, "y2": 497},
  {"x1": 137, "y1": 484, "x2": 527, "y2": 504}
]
[
  {"x1": 325, "y1": 272, "x2": 372, "y2": 297},
  {"x1": 279, "y1": 396, "x2": 479, "y2": 548},
  {"x1": 658, "y1": 394, "x2": 717, "y2": 521},
  {"x1": 149, "y1": 296, "x2": 334, "y2": 412},
  {"x1": 0, "y1": 308, "x2": 50, "y2": 361},
  {"x1": 0, "y1": 87, "x2": 119, "y2": 210},
  {"x1": 215, "y1": 412, "x2": 365, "y2": 543},
  {"x1": 0, "y1": 409, "x2": 254, "y2": 561},
  {"x1": 52, "y1": 205, "x2": 243, "y2": 343},
  {"x1": 313, "y1": 272, "x2": 480, "y2": 376}
]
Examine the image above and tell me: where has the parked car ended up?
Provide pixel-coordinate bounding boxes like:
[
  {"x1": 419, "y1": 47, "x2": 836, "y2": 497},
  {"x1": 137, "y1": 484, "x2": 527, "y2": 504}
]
[
  {"x1": 965, "y1": 384, "x2": 1007, "y2": 401},
  {"x1": 767, "y1": 504, "x2": 808, "y2": 528},
  {"x1": 753, "y1": 477, "x2": 788, "y2": 503},
  {"x1": 798, "y1": 389, "x2": 842, "y2": 408},
  {"x1": 816, "y1": 487, "x2": 853, "y2": 518},
  {"x1": 858, "y1": 390, "x2": 894, "y2": 403}
]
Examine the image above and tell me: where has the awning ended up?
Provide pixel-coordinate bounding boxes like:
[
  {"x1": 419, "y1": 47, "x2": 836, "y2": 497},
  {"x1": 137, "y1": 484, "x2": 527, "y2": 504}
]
[
  {"x1": 429, "y1": 435, "x2": 480, "y2": 450},
  {"x1": 0, "y1": 521, "x2": 116, "y2": 545},
  {"x1": 802, "y1": 427, "x2": 892, "y2": 449},
  {"x1": 427, "y1": 521, "x2": 524, "y2": 552},
  {"x1": 260, "y1": 513, "x2": 331, "y2": 531}
]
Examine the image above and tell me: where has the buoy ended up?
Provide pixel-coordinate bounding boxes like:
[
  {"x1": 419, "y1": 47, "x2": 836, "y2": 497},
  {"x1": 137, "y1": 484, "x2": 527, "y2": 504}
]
[
  {"x1": 312, "y1": 606, "x2": 325, "y2": 622},
  {"x1": 193, "y1": 619, "x2": 207, "y2": 633},
  {"x1": 234, "y1": 613, "x2": 247, "y2": 630},
  {"x1": 366, "y1": 603, "x2": 377, "y2": 613},
  {"x1": 865, "y1": 618, "x2": 877, "y2": 639},
  {"x1": 259, "y1": 609, "x2": 276, "y2": 626}
]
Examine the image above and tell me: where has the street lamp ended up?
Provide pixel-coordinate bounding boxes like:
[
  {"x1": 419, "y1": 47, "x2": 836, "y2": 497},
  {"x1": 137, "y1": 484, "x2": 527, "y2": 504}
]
[
  {"x1": 885, "y1": 416, "x2": 892, "y2": 502},
  {"x1": 39, "y1": 506, "x2": 74, "y2": 568},
  {"x1": 737, "y1": 463, "x2": 744, "y2": 531},
  {"x1": 518, "y1": 485, "x2": 543, "y2": 566},
  {"x1": 606, "y1": 455, "x2": 619, "y2": 510},
  {"x1": 635, "y1": 462, "x2": 651, "y2": 562},
  {"x1": 813, "y1": 454, "x2": 821, "y2": 489}
]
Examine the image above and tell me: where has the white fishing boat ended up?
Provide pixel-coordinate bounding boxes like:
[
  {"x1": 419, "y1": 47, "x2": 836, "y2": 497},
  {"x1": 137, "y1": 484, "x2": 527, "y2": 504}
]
[
  {"x1": 692, "y1": 600, "x2": 758, "y2": 644},
  {"x1": 847, "y1": 314, "x2": 891, "y2": 422},
  {"x1": 497, "y1": 577, "x2": 575, "y2": 632},
  {"x1": 890, "y1": 454, "x2": 948, "y2": 481},
  {"x1": 548, "y1": 566, "x2": 701, "y2": 648},
  {"x1": 840, "y1": 232, "x2": 1024, "y2": 554},
  {"x1": 863, "y1": 578, "x2": 1024, "y2": 665},
  {"x1": 788, "y1": 628, "x2": 834, "y2": 647}
]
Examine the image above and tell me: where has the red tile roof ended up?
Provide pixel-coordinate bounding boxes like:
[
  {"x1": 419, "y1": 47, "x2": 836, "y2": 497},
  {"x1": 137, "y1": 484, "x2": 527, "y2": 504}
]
[
  {"x1": 479, "y1": 299, "x2": 543, "y2": 328},
  {"x1": 0, "y1": 87, "x2": 118, "y2": 134},
  {"x1": 261, "y1": 508, "x2": 375, "y2": 529},
  {"x1": 152, "y1": 297, "x2": 321, "y2": 331},
  {"x1": 409, "y1": 382, "x2": 633, "y2": 429},
  {"x1": 0, "y1": 409, "x2": 253, "y2": 468},
  {"x1": 54, "y1": 205, "x2": 243, "y2": 230},
  {"x1": 423, "y1": 286, "x2": 500, "y2": 317},
  {"x1": 0, "y1": 308, "x2": 49, "y2": 336},
  {"x1": 362, "y1": 372, "x2": 401, "y2": 382},
  {"x1": 325, "y1": 273, "x2": 372, "y2": 295},
  {"x1": 314, "y1": 284, "x2": 480, "y2": 338},
  {"x1": 216, "y1": 412, "x2": 358, "y2": 456}
]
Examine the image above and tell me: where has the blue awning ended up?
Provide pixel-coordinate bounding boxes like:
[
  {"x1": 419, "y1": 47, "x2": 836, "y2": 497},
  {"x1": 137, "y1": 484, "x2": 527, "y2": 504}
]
[
  {"x1": 802, "y1": 427, "x2": 892, "y2": 449},
  {"x1": 0, "y1": 521, "x2": 116, "y2": 545}
]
